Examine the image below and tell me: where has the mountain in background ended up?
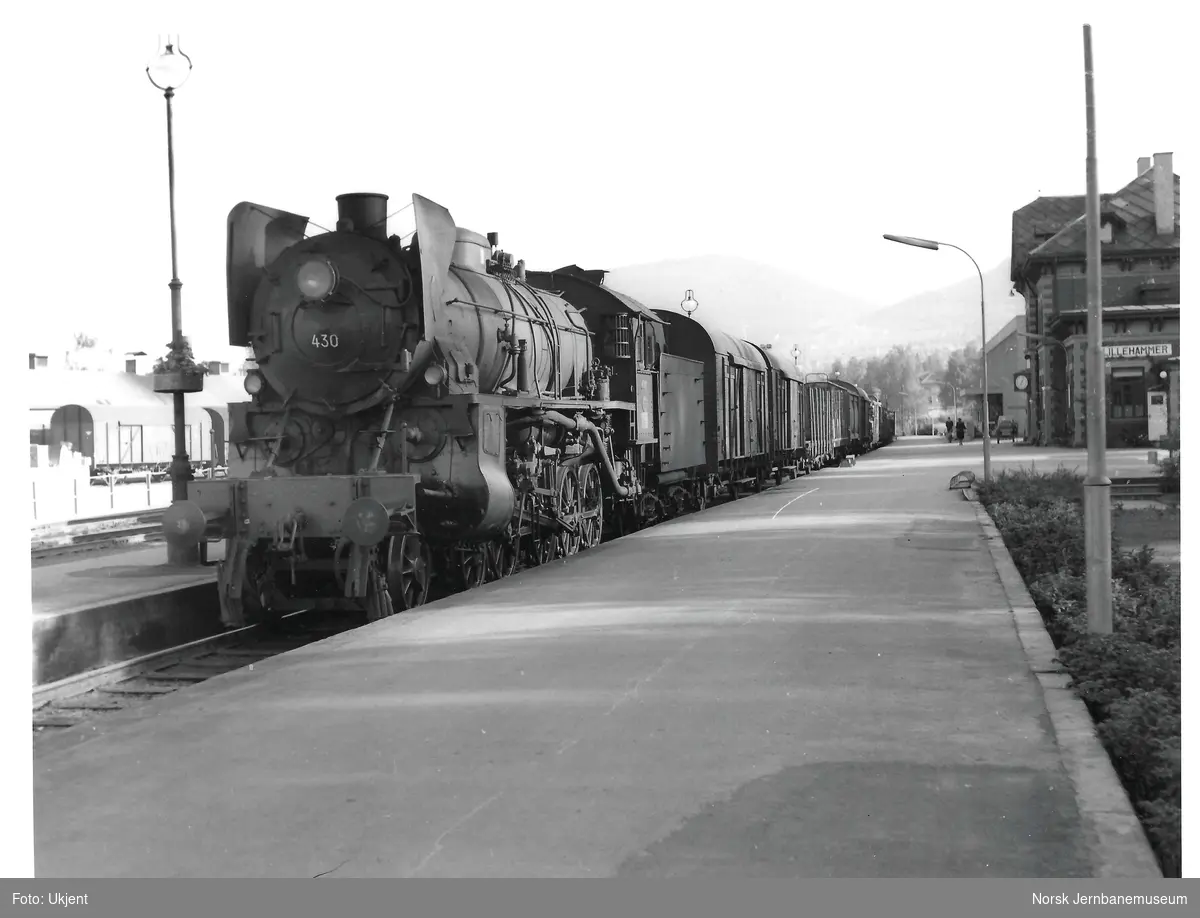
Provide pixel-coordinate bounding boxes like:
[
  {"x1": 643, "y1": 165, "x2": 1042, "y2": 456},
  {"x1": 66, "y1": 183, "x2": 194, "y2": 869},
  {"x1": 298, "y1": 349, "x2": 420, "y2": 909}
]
[
  {"x1": 602, "y1": 255, "x2": 1023, "y2": 367},
  {"x1": 602, "y1": 256, "x2": 880, "y2": 362},
  {"x1": 858, "y1": 260, "x2": 1022, "y2": 351}
]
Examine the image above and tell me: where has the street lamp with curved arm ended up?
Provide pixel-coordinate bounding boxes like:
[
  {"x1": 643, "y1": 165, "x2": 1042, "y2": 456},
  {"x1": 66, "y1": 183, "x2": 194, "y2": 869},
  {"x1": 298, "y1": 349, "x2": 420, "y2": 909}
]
[
  {"x1": 147, "y1": 36, "x2": 200, "y2": 564},
  {"x1": 884, "y1": 233, "x2": 991, "y2": 482}
]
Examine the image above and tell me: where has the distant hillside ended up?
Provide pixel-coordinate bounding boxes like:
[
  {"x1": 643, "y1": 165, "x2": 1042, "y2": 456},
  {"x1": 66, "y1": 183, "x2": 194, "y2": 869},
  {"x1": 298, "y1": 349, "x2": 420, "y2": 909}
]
[
  {"x1": 601, "y1": 255, "x2": 1023, "y2": 366},
  {"x1": 857, "y1": 260, "x2": 1023, "y2": 354},
  {"x1": 602, "y1": 256, "x2": 880, "y2": 360}
]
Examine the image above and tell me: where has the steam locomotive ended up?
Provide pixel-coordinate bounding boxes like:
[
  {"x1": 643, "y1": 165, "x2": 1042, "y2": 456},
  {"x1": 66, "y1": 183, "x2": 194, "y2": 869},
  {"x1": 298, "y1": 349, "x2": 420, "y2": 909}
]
[{"x1": 164, "y1": 192, "x2": 894, "y2": 629}]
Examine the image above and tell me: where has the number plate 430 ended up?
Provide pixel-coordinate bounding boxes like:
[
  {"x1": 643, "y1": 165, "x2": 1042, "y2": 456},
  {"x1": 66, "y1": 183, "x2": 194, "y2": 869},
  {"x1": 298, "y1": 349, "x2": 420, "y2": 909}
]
[{"x1": 312, "y1": 333, "x2": 340, "y2": 348}]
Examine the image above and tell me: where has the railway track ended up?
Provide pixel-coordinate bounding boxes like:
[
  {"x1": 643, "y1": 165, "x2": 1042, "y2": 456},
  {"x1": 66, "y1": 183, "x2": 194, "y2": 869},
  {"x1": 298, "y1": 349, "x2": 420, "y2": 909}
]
[
  {"x1": 32, "y1": 609, "x2": 354, "y2": 753},
  {"x1": 31, "y1": 508, "x2": 167, "y2": 563}
]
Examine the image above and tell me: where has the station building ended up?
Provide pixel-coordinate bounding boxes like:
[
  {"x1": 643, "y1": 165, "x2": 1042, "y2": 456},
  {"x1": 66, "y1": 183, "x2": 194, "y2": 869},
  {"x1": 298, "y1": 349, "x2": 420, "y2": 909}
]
[
  {"x1": 1010, "y1": 153, "x2": 1180, "y2": 447},
  {"x1": 957, "y1": 315, "x2": 1030, "y2": 438}
]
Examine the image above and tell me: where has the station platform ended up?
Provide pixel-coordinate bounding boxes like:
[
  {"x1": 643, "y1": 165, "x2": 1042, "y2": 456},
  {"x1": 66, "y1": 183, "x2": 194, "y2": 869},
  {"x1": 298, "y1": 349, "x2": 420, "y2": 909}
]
[
  {"x1": 32, "y1": 543, "x2": 221, "y2": 687},
  {"x1": 32, "y1": 440, "x2": 1159, "y2": 878}
]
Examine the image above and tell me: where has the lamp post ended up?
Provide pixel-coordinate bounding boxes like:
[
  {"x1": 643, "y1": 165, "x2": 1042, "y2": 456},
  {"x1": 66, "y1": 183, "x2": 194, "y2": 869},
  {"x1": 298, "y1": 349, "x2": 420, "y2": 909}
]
[
  {"x1": 791, "y1": 345, "x2": 800, "y2": 369},
  {"x1": 884, "y1": 233, "x2": 991, "y2": 482},
  {"x1": 147, "y1": 37, "x2": 202, "y2": 565},
  {"x1": 1082, "y1": 24, "x2": 1111, "y2": 634}
]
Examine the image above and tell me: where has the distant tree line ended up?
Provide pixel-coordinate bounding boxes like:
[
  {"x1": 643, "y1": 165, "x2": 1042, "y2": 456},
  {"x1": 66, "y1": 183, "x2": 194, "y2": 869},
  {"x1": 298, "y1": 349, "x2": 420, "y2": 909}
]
[{"x1": 822, "y1": 343, "x2": 984, "y2": 425}]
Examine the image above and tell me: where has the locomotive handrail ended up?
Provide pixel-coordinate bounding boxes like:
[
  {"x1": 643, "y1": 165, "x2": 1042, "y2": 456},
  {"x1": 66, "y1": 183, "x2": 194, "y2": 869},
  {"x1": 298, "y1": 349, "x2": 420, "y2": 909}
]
[{"x1": 444, "y1": 296, "x2": 577, "y2": 335}]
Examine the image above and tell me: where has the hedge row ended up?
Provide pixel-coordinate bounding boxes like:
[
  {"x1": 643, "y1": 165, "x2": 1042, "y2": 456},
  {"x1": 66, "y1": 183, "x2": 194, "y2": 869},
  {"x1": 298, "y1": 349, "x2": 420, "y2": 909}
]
[{"x1": 976, "y1": 468, "x2": 1181, "y2": 877}]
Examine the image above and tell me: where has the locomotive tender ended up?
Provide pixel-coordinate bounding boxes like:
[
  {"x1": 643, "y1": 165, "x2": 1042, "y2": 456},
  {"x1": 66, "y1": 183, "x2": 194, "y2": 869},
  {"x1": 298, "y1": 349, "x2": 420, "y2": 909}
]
[{"x1": 165, "y1": 191, "x2": 894, "y2": 629}]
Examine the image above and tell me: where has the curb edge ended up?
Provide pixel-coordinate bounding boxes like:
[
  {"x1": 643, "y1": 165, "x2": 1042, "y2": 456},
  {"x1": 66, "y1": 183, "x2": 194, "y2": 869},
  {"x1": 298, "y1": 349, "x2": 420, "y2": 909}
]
[{"x1": 970, "y1": 500, "x2": 1162, "y2": 877}]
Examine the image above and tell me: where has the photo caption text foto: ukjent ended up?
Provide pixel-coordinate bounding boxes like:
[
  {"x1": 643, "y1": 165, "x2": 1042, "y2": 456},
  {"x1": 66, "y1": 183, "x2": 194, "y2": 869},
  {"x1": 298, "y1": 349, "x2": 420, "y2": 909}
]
[{"x1": 13, "y1": 893, "x2": 90, "y2": 907}]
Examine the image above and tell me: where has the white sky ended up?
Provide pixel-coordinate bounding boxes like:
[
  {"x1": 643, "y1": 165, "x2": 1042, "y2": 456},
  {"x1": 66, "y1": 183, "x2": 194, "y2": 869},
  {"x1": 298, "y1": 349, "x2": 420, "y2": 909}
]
[{"x1": 5, "y1": 0, "x2": 1189, "y2": 366}]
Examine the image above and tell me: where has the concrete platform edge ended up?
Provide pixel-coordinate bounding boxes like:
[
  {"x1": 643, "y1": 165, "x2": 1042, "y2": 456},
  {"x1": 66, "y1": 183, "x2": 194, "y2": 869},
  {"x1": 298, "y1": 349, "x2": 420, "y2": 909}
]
[
  {"x1": 970, "y1": 499, "x2": 1162, "y2": 878},
  {"x1": 33, "y1": 583, "x2": 224, "y2": 687}
]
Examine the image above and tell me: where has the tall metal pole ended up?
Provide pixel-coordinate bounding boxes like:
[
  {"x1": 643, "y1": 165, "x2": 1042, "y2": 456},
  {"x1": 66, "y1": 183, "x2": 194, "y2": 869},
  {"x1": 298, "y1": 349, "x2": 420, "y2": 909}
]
[
  {"x1": 1082, "y1": 24, "x2": 1112, "y2": 633},
  {"x1": 148, "y1": 39, "x2": 200, "y2": 566},
  {"x1": 165, "y1": 87, "x2": 189, "y2": 506}
]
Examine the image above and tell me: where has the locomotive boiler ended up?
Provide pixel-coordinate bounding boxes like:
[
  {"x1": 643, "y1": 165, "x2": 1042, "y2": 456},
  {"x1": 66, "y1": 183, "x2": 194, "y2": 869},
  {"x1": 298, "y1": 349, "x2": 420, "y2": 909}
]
[{"x1": 165, "y1": 192, "x2": 639, "y2": 628}]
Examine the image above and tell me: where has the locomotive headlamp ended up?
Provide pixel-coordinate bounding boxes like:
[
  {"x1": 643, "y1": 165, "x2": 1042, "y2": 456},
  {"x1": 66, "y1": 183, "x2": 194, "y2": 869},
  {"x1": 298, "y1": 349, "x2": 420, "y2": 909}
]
[
  {"x1": 423, "y1": 364, "x2": 446, "y2": 386},
  {"x1": 296, "y1": 259, "x2": 338, "y2": 300},
  {"x1": 244, "y1": 371, "x2": 265, "y2": 396}
]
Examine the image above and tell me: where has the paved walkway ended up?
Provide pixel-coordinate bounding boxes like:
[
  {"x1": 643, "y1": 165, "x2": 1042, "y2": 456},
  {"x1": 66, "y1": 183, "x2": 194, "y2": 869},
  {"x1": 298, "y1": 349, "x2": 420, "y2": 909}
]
[{"x1": 34, "y1": 440, "x2": 1110, "y2": 876}]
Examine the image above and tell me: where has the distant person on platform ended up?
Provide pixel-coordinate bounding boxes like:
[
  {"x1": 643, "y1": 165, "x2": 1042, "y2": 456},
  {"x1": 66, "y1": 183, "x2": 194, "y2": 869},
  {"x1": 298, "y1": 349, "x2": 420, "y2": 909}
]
[
  {"x1": 955, "y1": 418, "x2": 966, "y2": 446},
  {"x1": 946, "y1": 419, "x2": 953, "y2": 438}
]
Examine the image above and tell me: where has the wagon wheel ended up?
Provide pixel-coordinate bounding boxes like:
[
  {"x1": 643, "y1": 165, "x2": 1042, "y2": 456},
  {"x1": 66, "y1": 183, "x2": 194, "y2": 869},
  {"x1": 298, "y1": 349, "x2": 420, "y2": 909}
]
[
  {"x1": 638, "y1": 492, "x2": 661, "y2": 528},
  {"x1": 557, "y1": 468, "x2": 582, "y2": 557},
  {"x1": 385, "y1": 533, "x2": 431, "y2": 612},
  {"x1": 458, "y1": 543, "x2": 487, "y2": 590},
  {"x1": 578, "y1": 464, "x2": 604, "y2": 549},
  {"x1": 664, "y1": 486, "x2": 687, "y2": 519}
]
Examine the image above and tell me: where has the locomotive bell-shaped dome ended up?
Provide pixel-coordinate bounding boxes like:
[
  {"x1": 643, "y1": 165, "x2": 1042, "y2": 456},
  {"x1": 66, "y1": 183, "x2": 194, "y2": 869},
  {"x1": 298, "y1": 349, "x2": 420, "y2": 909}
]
[{"x1": 451, "y1": 228, "x2": 490, "y2": 273}]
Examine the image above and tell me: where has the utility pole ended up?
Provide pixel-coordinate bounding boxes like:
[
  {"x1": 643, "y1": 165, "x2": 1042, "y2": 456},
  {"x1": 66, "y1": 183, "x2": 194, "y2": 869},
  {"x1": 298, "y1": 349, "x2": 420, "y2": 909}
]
[{"x1": 1082, "y1": 24, "x2": 1112, "y2": 633}]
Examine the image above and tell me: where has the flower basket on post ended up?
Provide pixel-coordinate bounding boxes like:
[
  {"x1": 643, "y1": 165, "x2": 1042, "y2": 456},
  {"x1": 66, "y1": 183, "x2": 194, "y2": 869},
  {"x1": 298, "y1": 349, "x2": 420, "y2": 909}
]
[
  {"x1": 152, "y1": 340, "x2": 207, "y2": 394},
  {"x1": 154, "y1": 368, "x2": 206, "y2": 393}
]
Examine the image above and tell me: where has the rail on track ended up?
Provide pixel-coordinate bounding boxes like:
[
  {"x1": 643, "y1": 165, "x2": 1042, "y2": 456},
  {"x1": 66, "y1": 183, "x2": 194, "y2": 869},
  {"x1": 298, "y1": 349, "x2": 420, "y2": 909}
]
[{"x1": 32, "y1": 609, "x2": 340, "y2": 749}]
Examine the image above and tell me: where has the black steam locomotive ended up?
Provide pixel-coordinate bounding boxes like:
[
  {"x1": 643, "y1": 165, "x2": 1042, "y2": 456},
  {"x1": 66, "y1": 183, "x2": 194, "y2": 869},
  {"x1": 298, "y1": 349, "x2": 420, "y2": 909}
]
[{"x1": 164, "y1": 192, "x2": 894, "y2": 628}]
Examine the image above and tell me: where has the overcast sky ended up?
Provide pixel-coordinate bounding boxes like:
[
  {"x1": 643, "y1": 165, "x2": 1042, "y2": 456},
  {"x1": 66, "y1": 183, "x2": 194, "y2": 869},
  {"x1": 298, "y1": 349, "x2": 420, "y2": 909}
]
[{"x1": 7, "y1": 0, "x2": 1188, "y2": 365}]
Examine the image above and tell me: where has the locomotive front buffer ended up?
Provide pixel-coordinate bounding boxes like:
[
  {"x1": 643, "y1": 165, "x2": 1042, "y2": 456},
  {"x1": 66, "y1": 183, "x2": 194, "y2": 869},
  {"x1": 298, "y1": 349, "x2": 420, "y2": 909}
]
[{"x1": 163, "y1": 472, "x2": 422, "y2": 628}]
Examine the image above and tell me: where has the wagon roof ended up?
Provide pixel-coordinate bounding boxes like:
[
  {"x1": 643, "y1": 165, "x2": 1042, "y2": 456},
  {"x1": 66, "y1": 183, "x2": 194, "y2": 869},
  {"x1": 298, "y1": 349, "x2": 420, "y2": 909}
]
[
  {"x1": 828, "y1": 377, "x2": 869, "y2": 399},
  {"x1": 532, "y1": 266, "x2": 666, "y2": 324},
  {"x1": 650, "y1": 310, "x2": 768, "y2": 370},
  {"x1": 751, "y1": 343, "x2": 803, "y2": 382},
  {"x1": 26, "y1": 370, "x2": 249, "y2": 412}
]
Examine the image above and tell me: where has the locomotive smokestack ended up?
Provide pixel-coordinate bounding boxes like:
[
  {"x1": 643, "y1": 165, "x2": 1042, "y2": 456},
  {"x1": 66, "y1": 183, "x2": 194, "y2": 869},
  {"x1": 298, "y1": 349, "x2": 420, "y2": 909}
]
[{"x1": 336, "y1": 193, "x2": 389, "y2": 241}]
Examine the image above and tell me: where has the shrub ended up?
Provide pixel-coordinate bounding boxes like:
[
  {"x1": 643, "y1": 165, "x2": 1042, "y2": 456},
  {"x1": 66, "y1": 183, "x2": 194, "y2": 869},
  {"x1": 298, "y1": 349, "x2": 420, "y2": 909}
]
[
  {"x1": 976, "y1": 466, "x2": 1084, "y2": 508},
  {"x1": 987, "y1": 498, "x2": 1085, "y2": 581},
  {"x1": 981, "y1": 469, "x2": 1181, "y2": 876},
  {"x1": 1060, "y1": 635, "x2": 1181, "y2": 710},
  {"x1": 1094, "y1": 689, "x2": 1181, "y2": 807}
]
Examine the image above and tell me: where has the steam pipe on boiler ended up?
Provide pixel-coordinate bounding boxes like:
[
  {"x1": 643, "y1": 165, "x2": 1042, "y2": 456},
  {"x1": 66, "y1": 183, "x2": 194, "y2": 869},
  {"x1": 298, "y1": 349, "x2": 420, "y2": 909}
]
[{"x1": 509, "y1": 410, "x2": 632, "y2": 497}]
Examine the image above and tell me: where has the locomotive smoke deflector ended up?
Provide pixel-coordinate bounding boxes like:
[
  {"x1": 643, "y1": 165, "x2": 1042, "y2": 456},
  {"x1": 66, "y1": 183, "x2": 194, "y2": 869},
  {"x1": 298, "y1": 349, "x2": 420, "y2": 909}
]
[
  {"x1": 225, "y1": 202, "x2": 309, "y2": 346},
  {"x1": 411, "y1": 194, "x2": 458, "y2": 344}
]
